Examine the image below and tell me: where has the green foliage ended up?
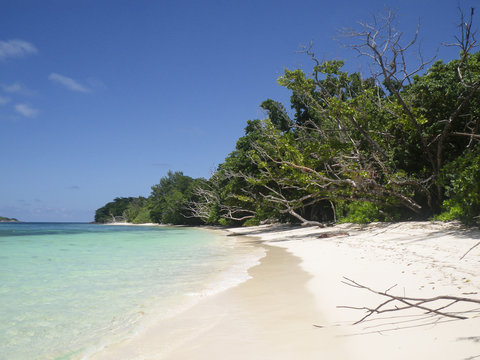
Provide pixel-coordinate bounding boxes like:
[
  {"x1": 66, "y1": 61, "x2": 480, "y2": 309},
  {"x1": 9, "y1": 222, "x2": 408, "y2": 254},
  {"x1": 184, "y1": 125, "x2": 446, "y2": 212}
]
[
  {"x1": 131, "y1": 208, "x2": 152, "y2": 224},
  {"x1": 260, "y1": 99, "x2": 291, "y2": 132},
  {"x1": 437, "y1": 145, "x2": 480, "y2": 224},
  {"x1": 95, "y1": 197, "x2": 141, "y2": 223},
  {"x1": 149, "y1": 171, "x2": 203, "y2": 225},
  {"x1": 123, "y1": 197, "x2": 151, "y2": 223},
  {"x1": 406, "y1": 52, "x2": 480, "y2": 166},
  {"x1": 242, "y1": 218, "x2": 261, "y2": 226},
  {"x1": 337, "y1": 202, "x2": 382, "y2": 224},
  {"x1": 432, "y1": 206, "x2": 463, "y2": 222},
  {"x1": 218, "y1": 218, "x2": 228, "y2": 226},
  {"x1": 95, "y1": 171, "x2": 204, "y2": 225}
]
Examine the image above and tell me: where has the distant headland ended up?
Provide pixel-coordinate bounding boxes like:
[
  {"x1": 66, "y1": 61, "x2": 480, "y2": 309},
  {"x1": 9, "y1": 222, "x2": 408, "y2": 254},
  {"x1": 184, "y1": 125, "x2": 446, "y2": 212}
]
[{"x1": 0, "y1": 216, "x2": 19, "y2": 222}]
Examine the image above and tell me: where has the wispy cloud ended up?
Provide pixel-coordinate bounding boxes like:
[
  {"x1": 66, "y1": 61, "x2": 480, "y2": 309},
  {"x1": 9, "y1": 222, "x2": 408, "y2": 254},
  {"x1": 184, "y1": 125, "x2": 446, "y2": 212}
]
[
  {"x1": 49, "y1": 73, "x2": 90, "y2": 93},
  {"x1": 0, "y1": 39, "x2": 37, "y2": 60},
  {"x1": 1, "y1": 82, "x2": 34, "y2": 96},
  {"x1": 14, "y1": 103, "x2": 38, "y2": 118},
  {"x1": 0, "y1": 96, "x2": 10, "y2": 105},
  {"x1": 3, "y1": 83, "x2": 22, "y2": 93}
]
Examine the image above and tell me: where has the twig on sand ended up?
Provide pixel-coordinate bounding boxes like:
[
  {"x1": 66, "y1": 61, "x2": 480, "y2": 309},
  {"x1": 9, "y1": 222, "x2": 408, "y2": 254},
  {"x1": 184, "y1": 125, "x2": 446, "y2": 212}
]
[
  {"x1": 338, "y1": 277, "x2": 480, "y2": 325},
  {"x1": 460, "y1": 241, "x2": 480, "y2": 260}
]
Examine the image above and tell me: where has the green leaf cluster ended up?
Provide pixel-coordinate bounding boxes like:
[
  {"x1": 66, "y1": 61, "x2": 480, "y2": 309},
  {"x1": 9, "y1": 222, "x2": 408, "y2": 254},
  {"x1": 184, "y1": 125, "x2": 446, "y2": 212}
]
[{"x1": 437, "y1": 145, "x2": 480, "y2": 224}]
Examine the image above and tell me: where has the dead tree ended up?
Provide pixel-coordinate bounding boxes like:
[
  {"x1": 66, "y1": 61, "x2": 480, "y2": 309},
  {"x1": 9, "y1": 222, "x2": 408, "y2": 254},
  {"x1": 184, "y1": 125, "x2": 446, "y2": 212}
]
[
  {"x1": 186, "y1": 172, "x2": 257, "y2": 223},
  {"x1": 185, "y1": 178, "x2": 219, "y2": 222}
]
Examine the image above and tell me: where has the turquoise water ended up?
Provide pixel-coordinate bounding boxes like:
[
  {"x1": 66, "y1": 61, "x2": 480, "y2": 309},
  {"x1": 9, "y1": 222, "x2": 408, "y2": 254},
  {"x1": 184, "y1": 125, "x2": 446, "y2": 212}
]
[{"x1": 0, "y1": 223, "x2": 263, "y2": 360}]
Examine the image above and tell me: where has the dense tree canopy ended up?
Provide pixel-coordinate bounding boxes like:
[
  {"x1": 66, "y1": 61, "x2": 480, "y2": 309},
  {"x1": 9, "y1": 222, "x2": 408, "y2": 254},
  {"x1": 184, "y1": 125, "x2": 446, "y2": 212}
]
[
  {"x1": 149, "y1": 171, "x2": 203, "y2": 225},
  {"x1": 94, "y1": 197, "x2": 141, "y2": 223},
  {"x1": 95, "y1": 172, "x2": 203, "y2": 225}
]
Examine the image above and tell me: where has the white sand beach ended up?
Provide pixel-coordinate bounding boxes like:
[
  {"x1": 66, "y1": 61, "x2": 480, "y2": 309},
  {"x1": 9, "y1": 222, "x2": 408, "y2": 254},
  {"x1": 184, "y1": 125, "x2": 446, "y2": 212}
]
[
  {"x1": 228, "y1": 221, "x2": 480, "y2": 359},
  {"x1": 92, "y1": 221, "x2": 480, "y2": 359}
]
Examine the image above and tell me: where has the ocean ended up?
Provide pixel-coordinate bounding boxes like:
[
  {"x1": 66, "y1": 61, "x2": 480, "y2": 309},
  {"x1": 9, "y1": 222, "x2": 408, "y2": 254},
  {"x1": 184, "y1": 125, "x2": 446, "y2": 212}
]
[{"x1": 0, "y1": 223, "x2": 264, "y2": 360}]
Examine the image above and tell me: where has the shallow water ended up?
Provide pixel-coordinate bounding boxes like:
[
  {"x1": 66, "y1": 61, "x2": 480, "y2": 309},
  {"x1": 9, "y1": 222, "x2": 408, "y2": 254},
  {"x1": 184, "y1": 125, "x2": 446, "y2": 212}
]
[{"x1": 0, "y1": 223, "x2": 263, "y2": 360}]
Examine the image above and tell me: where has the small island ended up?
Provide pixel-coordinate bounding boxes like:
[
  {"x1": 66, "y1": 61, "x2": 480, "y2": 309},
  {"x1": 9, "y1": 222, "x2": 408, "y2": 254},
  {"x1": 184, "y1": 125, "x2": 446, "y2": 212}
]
[{"x1": 0, "y1": 216, "x2": 19, "y2": 222}]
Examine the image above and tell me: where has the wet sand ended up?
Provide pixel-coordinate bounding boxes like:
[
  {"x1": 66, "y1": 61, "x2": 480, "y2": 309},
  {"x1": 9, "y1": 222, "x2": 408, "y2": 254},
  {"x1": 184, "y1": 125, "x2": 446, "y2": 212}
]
[{"x1": 91, "y1": 242, "x2": 341, "y2": 359}]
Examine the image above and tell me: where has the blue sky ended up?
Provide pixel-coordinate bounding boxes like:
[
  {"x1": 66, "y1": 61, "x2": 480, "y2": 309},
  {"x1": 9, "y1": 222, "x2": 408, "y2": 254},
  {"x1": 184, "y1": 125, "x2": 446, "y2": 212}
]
[{"x1": 0, "y1": 0, "x2": 476, "y2": 222}]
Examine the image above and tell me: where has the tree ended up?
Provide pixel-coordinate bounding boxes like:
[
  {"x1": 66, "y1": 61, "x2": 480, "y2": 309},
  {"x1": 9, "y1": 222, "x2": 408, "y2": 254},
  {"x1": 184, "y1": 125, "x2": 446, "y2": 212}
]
[
  {"x1": 340, "y1": 8, "x2": 480, "y2": 211},
  {"x1": 123, "y1": 197, "x2": 150, "y2": 223},
  {"x1": 94, "y1": 197, "x2": 140, "y2": 223},
  {"x1": 149, "y1": 171, "x2": 204, "y2": 225}
]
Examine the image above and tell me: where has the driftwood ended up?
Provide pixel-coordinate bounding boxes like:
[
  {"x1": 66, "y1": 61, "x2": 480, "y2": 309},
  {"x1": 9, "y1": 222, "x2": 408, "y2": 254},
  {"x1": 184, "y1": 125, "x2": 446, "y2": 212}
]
[
  {"x1": 461, "y1": 241, "x2": 480, "y2": 260},
  {"x1": 338, "y1": 277, "x2": 480, "y2": 325}
]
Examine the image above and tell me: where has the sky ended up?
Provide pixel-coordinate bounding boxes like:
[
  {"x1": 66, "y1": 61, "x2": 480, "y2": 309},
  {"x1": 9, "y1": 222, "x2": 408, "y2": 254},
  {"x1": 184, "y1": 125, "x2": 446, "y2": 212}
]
[{"x1": 0, "y1": 0, "x2": 476, "y2": 222}]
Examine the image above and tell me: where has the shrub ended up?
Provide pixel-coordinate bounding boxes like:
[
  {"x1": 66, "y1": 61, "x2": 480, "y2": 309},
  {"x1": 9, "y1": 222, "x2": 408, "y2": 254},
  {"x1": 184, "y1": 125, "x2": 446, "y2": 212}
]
[
  {"x1": 438, "y1": 145, "x2": 480, "y2": 224},
  {"x1": 243, "y1": 218, "x2": 261, "y2": 227},
  {"x1": 338, "y1": 201, "x2": 383, "y2": 224}
]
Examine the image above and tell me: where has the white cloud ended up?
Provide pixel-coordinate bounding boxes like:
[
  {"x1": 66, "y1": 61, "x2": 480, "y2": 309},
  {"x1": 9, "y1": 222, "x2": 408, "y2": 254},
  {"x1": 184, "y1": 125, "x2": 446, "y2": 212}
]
[
  {"x1": 49, "y1": 73, "x2": 90, "y2": 93},
  {"x1": 0, "y1": 39, "x2": 37, "y2": 60},
  {"x1": 0, "y1": 96, "x2": 10, "y2": 105},
  {"x1": 15, "y1": 103, "x2": 38, "y2": 118}
]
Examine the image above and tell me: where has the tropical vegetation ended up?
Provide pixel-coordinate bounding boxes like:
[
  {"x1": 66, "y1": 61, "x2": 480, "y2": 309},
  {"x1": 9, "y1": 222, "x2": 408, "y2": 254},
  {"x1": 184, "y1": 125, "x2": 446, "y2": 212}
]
[{"x1": 95, "y1": 10, "x2": 480, "y2": 226}]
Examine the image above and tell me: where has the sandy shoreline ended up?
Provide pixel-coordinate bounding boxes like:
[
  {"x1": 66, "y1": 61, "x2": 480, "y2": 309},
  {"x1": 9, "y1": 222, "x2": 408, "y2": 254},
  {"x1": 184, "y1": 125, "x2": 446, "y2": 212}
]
[
  {"x1": 91, "y1": 221, "x2": 480, "y2": 359},
  {"x1": 90, "y1": 237, "x2": 329, "y2": 359}
]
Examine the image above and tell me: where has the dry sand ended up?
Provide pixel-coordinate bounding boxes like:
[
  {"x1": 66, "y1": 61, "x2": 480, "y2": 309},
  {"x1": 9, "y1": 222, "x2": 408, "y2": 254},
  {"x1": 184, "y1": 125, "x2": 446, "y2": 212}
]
[
  {"x1": 229, "y1": 221, "x2": 480, "y2": 360},
  {"x1": 92, "y1": 221, "x2": 480, "y2": 359}
]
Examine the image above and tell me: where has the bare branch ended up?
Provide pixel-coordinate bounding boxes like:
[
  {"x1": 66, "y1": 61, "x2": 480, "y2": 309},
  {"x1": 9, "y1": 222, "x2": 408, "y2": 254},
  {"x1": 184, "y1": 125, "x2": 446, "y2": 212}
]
[
  {"x1": 339, "y1": 277, "x2": 480, "y2": 324},
  {"x1": 460, "y1": 241, "x2": 480, "y2": 260}
]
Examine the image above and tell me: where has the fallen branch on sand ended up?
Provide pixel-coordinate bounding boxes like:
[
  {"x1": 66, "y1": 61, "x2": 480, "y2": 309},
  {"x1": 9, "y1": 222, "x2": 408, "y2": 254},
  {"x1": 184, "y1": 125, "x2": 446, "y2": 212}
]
[
  {"x1": 338, "y1": 277, "x2": 480, "y2": 325},
  {"x1": 461, "y1": 241, "x2": 480, "y2": 260}
]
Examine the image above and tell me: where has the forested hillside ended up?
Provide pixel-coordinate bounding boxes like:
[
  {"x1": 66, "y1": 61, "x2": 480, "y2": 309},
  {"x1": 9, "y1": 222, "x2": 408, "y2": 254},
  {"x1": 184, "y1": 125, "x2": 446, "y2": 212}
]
[
  {"x1": 0, "y1": 216, "x2": 19, "y2": 222},
  {"x1": 95, "y1": 10, "x2": 480, "y2": 226}
]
